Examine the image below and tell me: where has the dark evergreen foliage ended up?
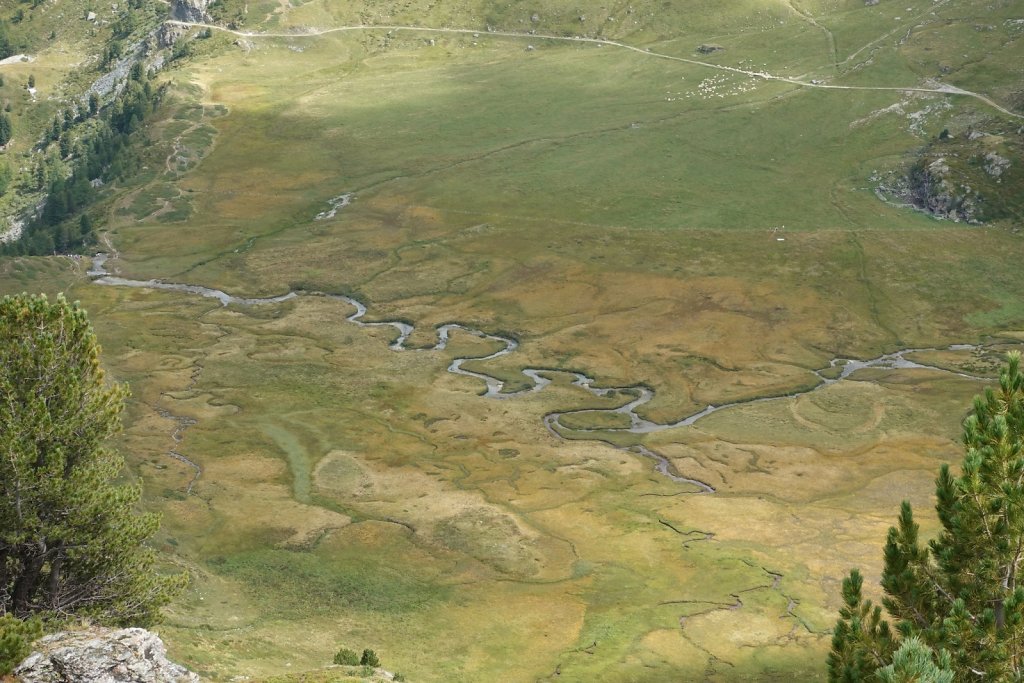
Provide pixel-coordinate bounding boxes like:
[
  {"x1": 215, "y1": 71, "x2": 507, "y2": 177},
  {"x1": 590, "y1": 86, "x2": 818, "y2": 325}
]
[
  {"x1": 0, "y1": 112, "x2": 11, "y2": 146},
  {"x1": 829, "y1": 353, "x2": 1024, "y2": 680},
  {"x1": 2, "y1": 62, "x2": 165, "y2": 257},
  {"x1": 0, "y1": 294, "x2": 186, "y2": 625},
  {"x1": 0, "y1": 615, "x2": 42, "y2": 675},
  {"x1": 333, "y1": 648, "x2": 360, "y2": 665},
  {"x1": 0, "y1": 20, "x2": 13, "y2": 60}
]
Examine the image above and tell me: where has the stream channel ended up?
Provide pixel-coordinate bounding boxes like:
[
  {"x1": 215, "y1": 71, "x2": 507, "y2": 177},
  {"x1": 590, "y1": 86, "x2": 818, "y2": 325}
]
[{"x1": 89, "y1": 252, "x2": 989, "y2": 493}]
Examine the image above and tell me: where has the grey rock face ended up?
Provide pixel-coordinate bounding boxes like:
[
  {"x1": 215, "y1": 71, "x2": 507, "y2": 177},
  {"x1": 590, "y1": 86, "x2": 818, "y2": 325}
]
[
  {"x1": 171, "y1": 0, "x2": 211, "y2": 23},
  {"x1": 156, "y1": 22, "x2": 190, "y2": 48},
  {"x1": 15, "y1": 627, "x2": 200, "y2": 683}
]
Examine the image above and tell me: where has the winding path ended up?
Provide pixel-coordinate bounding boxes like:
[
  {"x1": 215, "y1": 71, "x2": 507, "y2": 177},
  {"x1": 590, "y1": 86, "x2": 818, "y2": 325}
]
[
  {"x1": 88, "y1": 242, "x2": 989, "y2": 492},
  {"x1": 166, "y1": 19, "x2": 1023, "y2": 120}
]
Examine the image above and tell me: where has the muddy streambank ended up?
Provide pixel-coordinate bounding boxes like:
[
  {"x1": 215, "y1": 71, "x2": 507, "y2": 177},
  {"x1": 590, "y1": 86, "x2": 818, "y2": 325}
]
[{"x1": 89, "y1": 253, "x2": 987, "y2": 492}]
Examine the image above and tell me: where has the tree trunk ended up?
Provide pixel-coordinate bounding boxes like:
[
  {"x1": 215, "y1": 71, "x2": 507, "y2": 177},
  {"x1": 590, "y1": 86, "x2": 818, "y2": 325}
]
[
  {"x1": 46, "y1": 541, "x2": 65, "y2": 611},
  {"x1": 11, "y1": 552, "x2": 44, "y2": 616}
]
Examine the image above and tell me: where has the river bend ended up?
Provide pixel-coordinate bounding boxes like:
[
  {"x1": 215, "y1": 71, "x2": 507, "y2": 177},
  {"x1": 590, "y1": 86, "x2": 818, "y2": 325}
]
[{"x1": 89, "y1": 253, "x2": 988, "y2": 492}]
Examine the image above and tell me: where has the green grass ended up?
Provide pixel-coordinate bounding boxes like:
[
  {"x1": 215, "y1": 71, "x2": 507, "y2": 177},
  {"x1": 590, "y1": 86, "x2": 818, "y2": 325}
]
[
  {"x1": 0, "y1": 0, "x2": 1022, "y2": 680},
  {"x1": 211, "y1": 548, "x2": 449, "y2": 616}
]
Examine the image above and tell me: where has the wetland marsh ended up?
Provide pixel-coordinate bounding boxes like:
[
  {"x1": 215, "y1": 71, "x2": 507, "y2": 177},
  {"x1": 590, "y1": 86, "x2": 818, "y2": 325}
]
[{"x1": 85, "y1": 249, "x2": 1005, "y2": 497}]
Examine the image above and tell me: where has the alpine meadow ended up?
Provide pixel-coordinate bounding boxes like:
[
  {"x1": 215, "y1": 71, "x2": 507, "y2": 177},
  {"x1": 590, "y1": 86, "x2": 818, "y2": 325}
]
[{"x1": 1, "y1": 0, "x2": 1023, "y2": 680}]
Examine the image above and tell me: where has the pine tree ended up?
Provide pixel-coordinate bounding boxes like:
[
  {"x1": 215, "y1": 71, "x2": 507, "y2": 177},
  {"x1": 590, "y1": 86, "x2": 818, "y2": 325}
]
[
  {"x1": 0, "y1": 21, "x2": 12, "y2": 61},
  {"x1": 0, "y1": 112, "x2": 11, "y2": 146},
  {"x1": 829, "y1": 352, "x2": 1024, "y2": 680},
  {"x1": 0, "y1": 294, "x2": 186, "y2": 625},
  {"x1": 79, "y1": 213, "x2": 93, "y2": 237},
  {"x1": 0, "y1": 615, "x2": 41, "y2": 675},
  {"x1": 875, "y1": 638, "x2": 954, "y2": 683},
  {"x1": 828, "y1": 569, "x2": 897, "y2": 680}
]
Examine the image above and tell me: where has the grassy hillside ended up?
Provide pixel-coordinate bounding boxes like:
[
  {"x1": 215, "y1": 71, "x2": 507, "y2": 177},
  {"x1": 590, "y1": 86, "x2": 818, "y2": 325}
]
[
  {"x1": 1, "y1": 0, "x2": 1023, "y2": 680},
  {"x1": 0, "y1": 0, "x2": 170, "y2": 247}
]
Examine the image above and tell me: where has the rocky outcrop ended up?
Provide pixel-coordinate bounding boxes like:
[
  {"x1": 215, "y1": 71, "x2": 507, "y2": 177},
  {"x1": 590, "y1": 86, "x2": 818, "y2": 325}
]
[
  {"x1": 86, "y1": 40, "x2": 147, "y2": 100},
  {"x1": 156, "y1": 22, "x2": 191, "y2": 49},
  {"x1": 171, "y1": 0, "x2": 211, "y2": 23},
  {"x1": 15, "y1": 627, "x2": 199, "y2": 683},
  {"x1": 902, "y1": 158, "x2": 980, "y2": 222},
  {"x1": 872, "y1": 124, "x2": 1024, "y2": 224},
  {"x1": 984, "y1": 151, "x2": 1011, "y2": 178}
]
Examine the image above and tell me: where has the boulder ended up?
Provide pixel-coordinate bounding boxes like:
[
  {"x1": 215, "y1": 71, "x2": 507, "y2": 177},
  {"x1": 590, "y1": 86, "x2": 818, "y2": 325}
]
[{"x1": 15, "y1": 627, "x2": 199, "y2": 683}]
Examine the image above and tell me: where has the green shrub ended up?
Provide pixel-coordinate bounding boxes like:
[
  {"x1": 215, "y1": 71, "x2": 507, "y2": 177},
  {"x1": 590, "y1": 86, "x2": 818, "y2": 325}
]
[
  {"x1": 0, "y1": 615, "x2": 43, "y2": 675},
  {"x1": 360, "y1": 648, "x2": 380, "y2": 667},
  {"x1": 332, "y1": 647, "x2": 359, "y2": 665}
]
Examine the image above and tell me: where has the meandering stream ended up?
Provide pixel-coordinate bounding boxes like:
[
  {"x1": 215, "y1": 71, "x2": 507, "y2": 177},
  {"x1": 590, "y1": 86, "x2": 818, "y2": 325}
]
[{"x1": 89, "y1": 253, "x2": 988, "y2": 492}]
